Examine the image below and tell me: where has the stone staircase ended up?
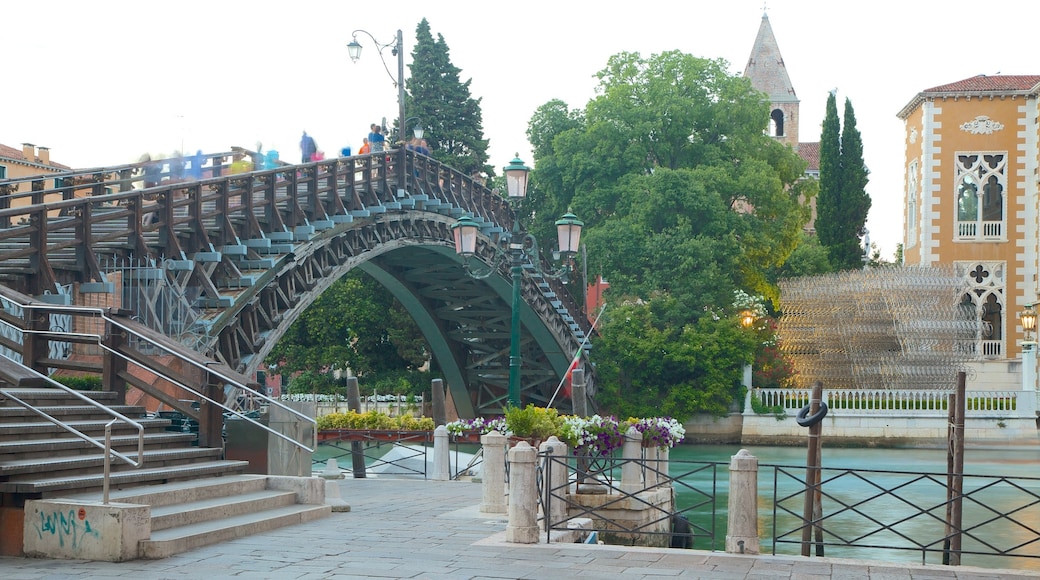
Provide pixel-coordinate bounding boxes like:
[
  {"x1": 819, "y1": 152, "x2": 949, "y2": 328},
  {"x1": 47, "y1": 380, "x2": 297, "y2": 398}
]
[{"x1": 0, "y1": 386, "x2": 329, "y2": 560}]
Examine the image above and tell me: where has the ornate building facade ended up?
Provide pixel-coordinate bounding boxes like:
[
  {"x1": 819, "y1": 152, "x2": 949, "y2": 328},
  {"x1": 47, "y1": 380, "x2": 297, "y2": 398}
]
[{"x1": 898, "y1": 75, "x2": 1040, "y2": 386}]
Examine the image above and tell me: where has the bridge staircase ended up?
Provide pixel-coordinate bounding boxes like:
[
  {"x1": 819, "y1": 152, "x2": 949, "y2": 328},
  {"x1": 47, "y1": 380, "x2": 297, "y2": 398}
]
[
  {"x1": 0, "y1": 366, "x2": 329, "y2": 560},
  {"x1": 0, "y1": 289, "x2": 327, "y2": 559}
]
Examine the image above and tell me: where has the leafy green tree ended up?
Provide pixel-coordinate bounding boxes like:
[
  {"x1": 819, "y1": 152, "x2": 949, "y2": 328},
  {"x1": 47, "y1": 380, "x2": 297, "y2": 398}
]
[
  {"x1": 770, "y1": 232, "x2": 832, "y2": 280},
  {"x1": 526, "y1": 50, "x2": 811, "y2": 307},
  {"x1": 593, "y1": 296, "x2": 757, "y2": 421},
  {"x1": 266, "y1": 271, "x2": 428, "y2": 376},
  {"x1": 404, "y1": 18, "x2": 490, "y2": 176},
  {"x1": 519, "y1": 50, "x2": 814, "y2": 417},
  {"x1": 815, "y1": 94, "x2": 871, "y2": 270}
]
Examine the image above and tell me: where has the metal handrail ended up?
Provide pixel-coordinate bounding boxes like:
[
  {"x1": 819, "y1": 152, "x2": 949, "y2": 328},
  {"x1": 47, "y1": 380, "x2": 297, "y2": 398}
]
[
  {"x1": 0, "y1": 356, "x2": 145, "y2": 505},
  {"x1": 0, "y1": 289, "x2": 316, "y2": 453}
]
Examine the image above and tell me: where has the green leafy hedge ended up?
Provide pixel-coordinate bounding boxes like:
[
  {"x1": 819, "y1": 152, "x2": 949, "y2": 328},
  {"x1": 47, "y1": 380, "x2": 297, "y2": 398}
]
[{"x1": 317, "y1": 410, "x2": 435, "y2": 431}]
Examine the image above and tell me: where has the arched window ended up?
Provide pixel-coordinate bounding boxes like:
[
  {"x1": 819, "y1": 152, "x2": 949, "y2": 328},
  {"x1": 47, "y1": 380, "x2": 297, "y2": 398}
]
[
  {"x1": 770, "y1": 109, "x2": 785, "y2": 137},
  {"x1": 955, "y1": 152, "x2": 1005, "y2": 240},
  {"x1": 906, "y1": 161, "x2": 918, "y2": 247},
  {"x1": 958, "y1": 261, "x2": 1005, "y2": 358}
]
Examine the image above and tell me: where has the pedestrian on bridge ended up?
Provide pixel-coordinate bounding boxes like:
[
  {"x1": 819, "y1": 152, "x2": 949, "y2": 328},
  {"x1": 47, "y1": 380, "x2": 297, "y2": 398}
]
[
  {"x1": 300, "y1": 131, "x2": 317, "y2": 163},
  {"x1": 368, "y1": 124, "x2": 385, "y2": 153}
]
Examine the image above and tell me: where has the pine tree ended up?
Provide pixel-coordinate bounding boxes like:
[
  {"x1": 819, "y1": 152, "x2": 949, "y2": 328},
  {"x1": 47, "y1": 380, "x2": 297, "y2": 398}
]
[{"x1": 404, "y1": 19, "x2": 490, "y2": 176}]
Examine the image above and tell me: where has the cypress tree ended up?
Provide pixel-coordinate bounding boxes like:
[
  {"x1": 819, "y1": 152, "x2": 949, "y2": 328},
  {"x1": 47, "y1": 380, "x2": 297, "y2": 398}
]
[
  {"x1": 837, "y1": 98, "x2": 871, "y2": 269},
  {"x1": 815, "y1": 92, "x2": 842, "y2": 264},
  {"x1": 404, "y1": 19, "x2": 490, "y2": 177},
  {"x1": 816, "y1": 93, "x2": 871, "y2": 270}
]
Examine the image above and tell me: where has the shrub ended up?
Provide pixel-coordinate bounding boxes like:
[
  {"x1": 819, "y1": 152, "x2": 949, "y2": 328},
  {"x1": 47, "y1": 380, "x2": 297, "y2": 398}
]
[
  {"x1": 53, "y1": 375, "x2": 104, "y2": 391},
  {"x1": 316, "y1": 411, "x2": 434, "y2": 431}
]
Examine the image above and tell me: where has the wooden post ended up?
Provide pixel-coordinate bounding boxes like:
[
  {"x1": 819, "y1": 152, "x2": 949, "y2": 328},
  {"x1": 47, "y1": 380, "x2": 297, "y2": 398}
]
[
  {"x1": 943, "y1": 371, "x2": 966, "y2": 565},
  {"x1": 431, "y1": 378, "x2": 446, "y2": 426},
  {"x1": 345, "y1": 376, "x2": 366, "y2": 478},
  {"x1": 801, "y1": 380, "x2": 824, "y2": 557}
]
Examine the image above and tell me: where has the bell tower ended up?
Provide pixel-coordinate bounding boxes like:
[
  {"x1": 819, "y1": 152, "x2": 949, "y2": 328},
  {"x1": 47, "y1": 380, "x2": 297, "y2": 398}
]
[{"x1": 743, "y1": 11, "x2": 800, "y2": 147}]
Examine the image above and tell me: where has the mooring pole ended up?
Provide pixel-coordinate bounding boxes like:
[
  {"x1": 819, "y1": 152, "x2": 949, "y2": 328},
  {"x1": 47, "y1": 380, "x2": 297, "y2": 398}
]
[
  {"x1": 943, "y1": 371, "x2": 966, "y2": 565},
  {"x1": 801, "y1": 380, "x2": 824, "y2": 557},
  {"x1": 346, "y1": 376, "x2": 366, "y2": 478}
]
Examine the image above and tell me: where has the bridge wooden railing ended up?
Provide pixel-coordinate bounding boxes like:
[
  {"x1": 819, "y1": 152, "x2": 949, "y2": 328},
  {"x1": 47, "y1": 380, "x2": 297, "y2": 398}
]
[{"x1": 0, "y1": 147, "x2": 591, "y2": 340}]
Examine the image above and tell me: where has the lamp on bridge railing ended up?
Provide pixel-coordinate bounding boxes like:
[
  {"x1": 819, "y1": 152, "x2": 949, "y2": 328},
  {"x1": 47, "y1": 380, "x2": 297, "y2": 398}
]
[
  {"x1": 1020, "y1": 305, "x2": 1037, "y2": 391},
  {"x1": 404, "y1": 117, "x2": 425, "y2": 141},
  {"x1": 451, "y1": 154, "x2": 584, "y2": 408},
  {"x1": 347, "y1": 28, "x2": 407, "y2": 192}
]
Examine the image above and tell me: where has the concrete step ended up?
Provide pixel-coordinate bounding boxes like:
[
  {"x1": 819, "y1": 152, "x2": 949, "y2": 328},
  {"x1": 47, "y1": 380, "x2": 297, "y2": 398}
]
[
  {"x1": 0, "y1": 459, "x2": 248, "y2": 495},
  {"x1": 149, "y1": 489, "x2": 298, "y2": 531},
  {"x1": 138, "y1": 503, "x2": 332, "y2": 559},
  {"x1": 0, "y1": 432, "x2": 198, "y2": 458},
  {"x1": 0, "y1": 417, "x2": 173, "y2": 442},
  {"x1": 62, "y1": 474, "x2": 268, "y2": 507},
  {"x1": 0, "y1": 388, "x2": 120, "y2": 407},
  {"x1": 0, "y1": 446, "x2": 220, "y2": 476},
  {"x1": 0, "y1": 404, "x2": 146, "y2": 421}
]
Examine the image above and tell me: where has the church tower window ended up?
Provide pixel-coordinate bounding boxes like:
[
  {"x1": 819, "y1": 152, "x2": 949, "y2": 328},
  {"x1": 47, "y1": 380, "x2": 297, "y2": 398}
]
[{"x1": 770, "y1": 109, "x2": 785, "y2": 137}]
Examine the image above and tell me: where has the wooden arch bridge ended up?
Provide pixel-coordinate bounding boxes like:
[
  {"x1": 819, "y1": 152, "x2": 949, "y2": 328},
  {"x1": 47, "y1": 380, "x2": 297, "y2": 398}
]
[{"x1": 0, "y1": 147, "x2": 594, "y2": 434}]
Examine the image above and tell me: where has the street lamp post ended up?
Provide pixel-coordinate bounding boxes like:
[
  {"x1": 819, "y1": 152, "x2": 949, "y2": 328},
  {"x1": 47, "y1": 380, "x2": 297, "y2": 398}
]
[
  {"x1": 739, "y1": 310, "x2": 756, "y2": 411},
  {"x1": 451, "y1": 155, "x2": 583, "y2": 408},
  {"x1": 1020, "y1": 306, "x2": 1037, "y2": 392},
  {"x1": 347, "y1": 28, "x2": 406, "y2": 192}
]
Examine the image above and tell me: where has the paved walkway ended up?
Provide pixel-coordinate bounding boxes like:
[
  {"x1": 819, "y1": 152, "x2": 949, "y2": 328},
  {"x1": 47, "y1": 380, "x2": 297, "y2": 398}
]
[{"x1": 2, "y1": 477, "x2": 1038, "y2": 579}]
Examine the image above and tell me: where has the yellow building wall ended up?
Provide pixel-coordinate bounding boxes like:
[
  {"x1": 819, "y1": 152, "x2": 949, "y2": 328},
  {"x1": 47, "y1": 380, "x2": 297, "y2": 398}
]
[{"x1": 904, "y1": 94, "x2": 1038, "y2": 355}]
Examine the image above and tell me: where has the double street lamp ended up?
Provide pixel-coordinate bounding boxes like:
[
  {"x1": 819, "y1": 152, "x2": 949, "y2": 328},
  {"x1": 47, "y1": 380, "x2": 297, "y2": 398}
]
[
  {"x1": 452, "y1": 155, "x2": 584, "y2": 408},
  {"x1": 347, "y1": 28, "x2": 407, "y2": 191}
]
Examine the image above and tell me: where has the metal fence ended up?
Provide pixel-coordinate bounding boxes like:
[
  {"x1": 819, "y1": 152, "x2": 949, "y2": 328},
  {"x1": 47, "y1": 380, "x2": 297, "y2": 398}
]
[
  {"x1": 766, "y1": 462, "x2": 1040, "y2": 566},
  {"x1": 537, "y1": 451, "x2": 1039, "y2": 569}
]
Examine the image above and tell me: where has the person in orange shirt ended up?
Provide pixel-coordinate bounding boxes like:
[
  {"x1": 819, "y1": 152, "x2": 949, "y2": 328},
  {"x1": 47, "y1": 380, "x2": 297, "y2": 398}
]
[{"x1": 358, "y1": 137, "x2": 370, "y2": 155}]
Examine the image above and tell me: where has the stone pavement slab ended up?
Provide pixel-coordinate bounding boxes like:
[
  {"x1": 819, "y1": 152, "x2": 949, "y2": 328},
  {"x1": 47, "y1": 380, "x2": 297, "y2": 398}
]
[{"x1": 1, "y1": 477, "x2": 1037, "y2": 579}]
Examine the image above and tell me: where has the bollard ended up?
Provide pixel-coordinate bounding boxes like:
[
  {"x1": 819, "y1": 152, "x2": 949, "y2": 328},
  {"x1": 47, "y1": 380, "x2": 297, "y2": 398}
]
[
  {"x1": 505, "y1": 441, "x2": 539, "y2": 543},
  {"x1": 658, "y1": 446, "x2": 670, "y2": 490},
  {"x1": 432, "y1": 425, "x2": 450, "y2": 481},
  {"x1": 644, "y1": 445, "x2": 660, "y2": 489},
  {"x1": 320, "y1": 459, "x2": 350, "y2": 512},
  {"x1": 431, "y1": 378, "x2": 447, "y2": 426},
  {"x1": 480, "y1": 430, "x2": 508, "y2": 514},
  {"x1": 726, "y1": 449, "x2": 760, "y2": 554},
  {"x1": 540, "y1": 436, "x2": 569, "y2": 532},
  {"x1": 620, "y1": 426, "x2": 643, "y2": 494}
]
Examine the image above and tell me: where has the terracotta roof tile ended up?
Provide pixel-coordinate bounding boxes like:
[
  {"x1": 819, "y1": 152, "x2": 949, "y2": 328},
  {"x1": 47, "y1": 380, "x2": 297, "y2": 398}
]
[
  {"x1": 0, "y1": 142, "x2": 72, "y2": 170},
  {"x1": 797, "y1": 141, "x2": 819, "y2": 172},
  {"x1": 0, "y1": 143, "x2": 26, "y2": 162},
  {"x1": 899, "y1": 74, "x2": 1040, "y2": 119},
  {"x1": 923, "y1": 75, "x2": 1040, "y2": 93}
]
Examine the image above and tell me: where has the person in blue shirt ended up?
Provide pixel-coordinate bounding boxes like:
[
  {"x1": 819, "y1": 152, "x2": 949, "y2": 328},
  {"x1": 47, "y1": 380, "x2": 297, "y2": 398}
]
[
  {"x1": 300, "y1": 131, "x2": 317, "y2": 163},
  {"x1": 368, "y1": 124, "x2": 385, "y2": 153}
]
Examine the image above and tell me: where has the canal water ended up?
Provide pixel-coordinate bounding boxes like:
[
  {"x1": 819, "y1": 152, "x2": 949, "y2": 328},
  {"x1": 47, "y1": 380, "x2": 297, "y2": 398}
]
[{"x1": 671, "y1": 443, "x2": 1040, "y2": 572}]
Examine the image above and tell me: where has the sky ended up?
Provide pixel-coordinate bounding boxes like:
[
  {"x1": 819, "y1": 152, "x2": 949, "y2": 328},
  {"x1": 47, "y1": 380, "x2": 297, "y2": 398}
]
[{"x1": 5, "y1": 0, "x2": 1039, "y2": 260}]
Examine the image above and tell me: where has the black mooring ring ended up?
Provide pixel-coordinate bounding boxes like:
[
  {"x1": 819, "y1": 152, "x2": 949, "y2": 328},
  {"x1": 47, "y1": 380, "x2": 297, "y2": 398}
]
[{"x1": 796, "y1": 402, "x2": 829, "y2": 427}]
